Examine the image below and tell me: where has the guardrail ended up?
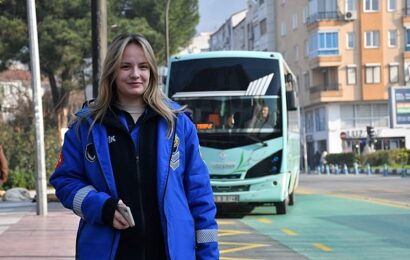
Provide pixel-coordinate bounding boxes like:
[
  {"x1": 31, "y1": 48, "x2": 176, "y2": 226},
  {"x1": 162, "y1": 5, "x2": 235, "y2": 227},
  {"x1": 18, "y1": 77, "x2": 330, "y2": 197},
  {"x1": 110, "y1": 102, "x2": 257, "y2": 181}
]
[{"x1": 308, "y1": 164, "x2": 410, "y2": 177}]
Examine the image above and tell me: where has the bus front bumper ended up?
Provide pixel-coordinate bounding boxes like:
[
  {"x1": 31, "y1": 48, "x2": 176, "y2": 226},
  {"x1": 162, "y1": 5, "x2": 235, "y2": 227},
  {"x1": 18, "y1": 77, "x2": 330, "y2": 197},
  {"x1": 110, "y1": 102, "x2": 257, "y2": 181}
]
[{"x1": 211, "y1": 173, "x2": 289, "y2": 204}]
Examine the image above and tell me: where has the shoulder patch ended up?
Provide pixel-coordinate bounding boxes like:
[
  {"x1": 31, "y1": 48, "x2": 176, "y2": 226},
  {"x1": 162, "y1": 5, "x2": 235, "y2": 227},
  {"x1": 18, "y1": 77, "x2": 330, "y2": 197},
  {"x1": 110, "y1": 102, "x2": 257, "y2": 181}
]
[{"x1": 170, "y1": 134, "x2": 180, "y2": 170}]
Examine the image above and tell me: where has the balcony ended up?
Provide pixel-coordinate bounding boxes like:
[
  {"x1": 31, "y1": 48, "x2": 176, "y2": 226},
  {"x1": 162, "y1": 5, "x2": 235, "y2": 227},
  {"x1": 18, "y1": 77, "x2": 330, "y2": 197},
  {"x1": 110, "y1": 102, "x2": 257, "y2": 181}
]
[
  {"x1": 308, "y1": 83, "x2": 343, "y2": 104},
  {"x1": 309, "y1": 55, "x2": 342, "y2": 68},
  {"x1": 307, "y1": 11, "x2": 341, "y2": 25},
  {"x1": 309, "y1": 83, "x2": 340, "y2": 93}
]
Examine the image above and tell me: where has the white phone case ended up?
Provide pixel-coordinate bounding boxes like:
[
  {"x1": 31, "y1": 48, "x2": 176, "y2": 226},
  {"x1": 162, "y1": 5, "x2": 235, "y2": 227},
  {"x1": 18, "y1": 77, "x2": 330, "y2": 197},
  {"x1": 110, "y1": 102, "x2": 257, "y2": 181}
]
[{"x1": 118, "y1": 205, "x2": 135, "y2": 227}]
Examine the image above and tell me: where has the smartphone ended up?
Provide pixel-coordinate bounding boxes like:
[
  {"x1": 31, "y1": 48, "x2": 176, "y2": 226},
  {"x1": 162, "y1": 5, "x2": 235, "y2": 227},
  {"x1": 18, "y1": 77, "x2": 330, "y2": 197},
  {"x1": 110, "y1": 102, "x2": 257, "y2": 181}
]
[{"x1": 117, "y1": 205, "x2": 135, "y2": 227}]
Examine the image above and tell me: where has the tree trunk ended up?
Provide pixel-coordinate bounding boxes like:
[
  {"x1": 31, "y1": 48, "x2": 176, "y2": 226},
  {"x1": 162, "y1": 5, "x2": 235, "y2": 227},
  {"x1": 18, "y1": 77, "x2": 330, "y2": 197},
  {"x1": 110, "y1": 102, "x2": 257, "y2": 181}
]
[{"x1": 56, "y1": 107, "x2": 69, "y2": 144}]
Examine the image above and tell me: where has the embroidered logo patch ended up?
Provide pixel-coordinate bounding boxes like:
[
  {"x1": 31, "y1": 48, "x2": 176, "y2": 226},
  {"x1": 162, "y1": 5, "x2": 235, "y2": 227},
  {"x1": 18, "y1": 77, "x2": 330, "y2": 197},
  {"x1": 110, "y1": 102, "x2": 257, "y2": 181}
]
[
  {"x1": 170, "y1": 134, "x2": 180, "y2": 170},
  {"x1": 85, "y1": 143, "x2": 96, "y2": 162},
  {"x1": 108, "y1": 135, "x2": 116, "y2": 144}
]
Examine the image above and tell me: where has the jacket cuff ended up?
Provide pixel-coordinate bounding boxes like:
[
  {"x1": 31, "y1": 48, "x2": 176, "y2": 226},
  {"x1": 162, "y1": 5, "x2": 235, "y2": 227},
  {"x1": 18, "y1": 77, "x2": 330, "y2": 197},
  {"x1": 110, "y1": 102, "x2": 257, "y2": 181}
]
[{"x1": 102, "y1": 197, "x2": 120, "y2": 226}]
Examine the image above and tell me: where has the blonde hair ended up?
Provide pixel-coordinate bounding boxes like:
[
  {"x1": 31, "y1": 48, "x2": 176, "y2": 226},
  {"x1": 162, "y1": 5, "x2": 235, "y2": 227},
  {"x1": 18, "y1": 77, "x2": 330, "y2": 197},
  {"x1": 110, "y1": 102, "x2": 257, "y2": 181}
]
[{"x1": 84, "y1": 33, "x2": 181, "y2": 137}]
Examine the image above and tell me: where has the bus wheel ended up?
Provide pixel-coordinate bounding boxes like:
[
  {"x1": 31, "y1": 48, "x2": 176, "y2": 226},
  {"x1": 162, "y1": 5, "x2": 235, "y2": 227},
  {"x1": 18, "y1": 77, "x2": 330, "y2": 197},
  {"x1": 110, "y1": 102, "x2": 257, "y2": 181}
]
[
  {"x1": 275, "y1": 199, "x2": 288, "y2": 215},
  {"x1": 289, "y1": 192, "x2": 295, "y2": 206}
]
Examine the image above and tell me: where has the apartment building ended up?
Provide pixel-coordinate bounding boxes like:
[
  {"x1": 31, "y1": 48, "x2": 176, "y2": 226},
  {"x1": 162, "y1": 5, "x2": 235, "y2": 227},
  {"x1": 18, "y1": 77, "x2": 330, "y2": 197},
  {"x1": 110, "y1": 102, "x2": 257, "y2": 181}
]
[
  {"x1": 245, "y1": 0, "x2": 276, "y2": 51},
  {"x1": 276, "y1": 0, "x2": 410, "y2": 167},
  {"x1": 209, "y1": 9, "x2": 248, "y2": 51}
]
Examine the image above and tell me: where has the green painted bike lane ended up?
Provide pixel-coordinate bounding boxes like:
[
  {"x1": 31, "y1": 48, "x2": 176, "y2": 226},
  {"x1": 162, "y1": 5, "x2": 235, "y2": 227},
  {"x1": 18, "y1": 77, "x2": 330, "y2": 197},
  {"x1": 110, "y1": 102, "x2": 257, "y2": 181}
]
[{"x1": 241, "y1": 194, "x2": 410, "y2": 260}]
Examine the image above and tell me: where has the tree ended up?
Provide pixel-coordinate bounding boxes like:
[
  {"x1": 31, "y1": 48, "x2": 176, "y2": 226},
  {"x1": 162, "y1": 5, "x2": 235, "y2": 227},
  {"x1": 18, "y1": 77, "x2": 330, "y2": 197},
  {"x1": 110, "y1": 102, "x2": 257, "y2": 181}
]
[{"x1": 0, "y1": 0, "x2": 199, "y2": 141}]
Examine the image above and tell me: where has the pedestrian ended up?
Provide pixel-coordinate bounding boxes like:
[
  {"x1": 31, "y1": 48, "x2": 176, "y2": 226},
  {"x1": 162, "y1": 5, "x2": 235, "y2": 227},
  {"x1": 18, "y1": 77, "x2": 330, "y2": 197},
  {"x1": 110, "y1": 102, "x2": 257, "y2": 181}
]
[
  {"x1": 0, "y1": 144, "x2": 8, "y2": 186},
  {"x1": 49, "y1": 33, "x2": 219, "y2": 260}
]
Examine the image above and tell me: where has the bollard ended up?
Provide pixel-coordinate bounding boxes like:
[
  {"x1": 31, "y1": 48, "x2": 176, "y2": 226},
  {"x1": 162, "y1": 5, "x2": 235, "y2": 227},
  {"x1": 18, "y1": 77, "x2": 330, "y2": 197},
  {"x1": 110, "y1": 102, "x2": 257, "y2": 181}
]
[
  {"x1": 401, "y1": 168, "x2": 406, "y2": 177},
  {"x1": 354, "y1": 162, "x2": 359, "y2": 175},
  {"x1": 326, "y1": 165, "x2": 330, "y2": 175},
  {"x1": 335, "y1": 165, "x2": 340, "y2": 175},
  {"x1": 366, "y1": 163, "x2": 372, "y2": 175},
  {"x1": 344, "y1": 164, "x2": 348, "y2": 175},
  {"x1": 383, "y1": 164, "x2": 388, "y2": 176},
  {"x1": 317, "y1": 165, "x2": 321, "y2": 175}
]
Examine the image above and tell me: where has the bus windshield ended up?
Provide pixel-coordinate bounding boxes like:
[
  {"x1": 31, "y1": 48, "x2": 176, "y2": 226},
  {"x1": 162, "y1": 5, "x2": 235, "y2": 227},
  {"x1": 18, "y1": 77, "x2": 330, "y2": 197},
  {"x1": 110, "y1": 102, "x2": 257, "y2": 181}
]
[
  {"x1": 174, "y1": 96, "x2": 282, "y2": 149},
  {"x1": 168, "y1": 55, "x2": 283, "y2": 149}
]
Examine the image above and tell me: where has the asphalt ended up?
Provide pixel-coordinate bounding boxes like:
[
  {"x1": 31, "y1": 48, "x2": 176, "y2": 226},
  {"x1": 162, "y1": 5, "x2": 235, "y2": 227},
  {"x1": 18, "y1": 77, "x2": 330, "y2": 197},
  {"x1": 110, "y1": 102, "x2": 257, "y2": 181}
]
[{"x1": 0, "y1": 201, "x2": 77, "y2": 259}]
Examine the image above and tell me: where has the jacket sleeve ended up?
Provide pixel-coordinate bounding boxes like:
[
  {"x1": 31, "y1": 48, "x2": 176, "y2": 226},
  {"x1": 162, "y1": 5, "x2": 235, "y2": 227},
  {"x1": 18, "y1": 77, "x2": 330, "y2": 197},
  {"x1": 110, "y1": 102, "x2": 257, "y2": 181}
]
[
  {"x1": 183, "y1": 117, "x2": 219, "y2": 260},
  {"x1": 49, "y1": 124, "x2": 110, "y2": 225}
]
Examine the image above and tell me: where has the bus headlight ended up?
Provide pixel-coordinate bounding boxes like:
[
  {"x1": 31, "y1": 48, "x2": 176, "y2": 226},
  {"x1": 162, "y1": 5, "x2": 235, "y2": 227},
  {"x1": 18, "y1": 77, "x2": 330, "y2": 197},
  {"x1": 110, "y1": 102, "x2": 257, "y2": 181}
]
[{"x1": 245, "y1": 150, "x2": 282, "y2": 179}]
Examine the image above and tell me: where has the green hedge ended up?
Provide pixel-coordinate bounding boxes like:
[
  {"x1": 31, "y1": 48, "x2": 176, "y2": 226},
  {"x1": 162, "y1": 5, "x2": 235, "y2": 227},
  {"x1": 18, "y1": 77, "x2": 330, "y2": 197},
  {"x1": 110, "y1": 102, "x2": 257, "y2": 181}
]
[
  {"x1": 325, "y1": 152, "x2": 357, "y2": 167},
  {"x1": 325, "y1": 149, "x2": 409, "y2": 167}
]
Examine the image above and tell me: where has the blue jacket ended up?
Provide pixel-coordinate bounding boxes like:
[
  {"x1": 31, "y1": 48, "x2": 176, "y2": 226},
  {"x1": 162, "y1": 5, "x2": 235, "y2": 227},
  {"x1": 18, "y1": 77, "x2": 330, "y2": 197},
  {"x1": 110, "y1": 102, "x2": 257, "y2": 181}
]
[{"x1": 50, "y1": 107, "x2": 219, "y2": 259}]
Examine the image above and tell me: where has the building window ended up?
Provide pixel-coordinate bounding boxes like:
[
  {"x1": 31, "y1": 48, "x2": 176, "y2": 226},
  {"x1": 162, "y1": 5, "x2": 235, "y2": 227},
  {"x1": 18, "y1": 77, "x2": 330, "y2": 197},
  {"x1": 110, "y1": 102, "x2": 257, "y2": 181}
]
[
  {"x1": 389, "y1": 64, "x2": 399, "y2": 83},
  {"x1": 388, "y1": 0, "x2": 396, "y2": 11},
  {"x1": 388, "y1": 30, "x2": 397, "y2": 47},
  {"x1": 304, "y1": 40, "x2": 309, "y2": 57},
  {"x1": 309, "y1": 31, "x2": 339, "y2": 57},
  {"x1": 304, "y1": 72, "x2": 310, "y2": 90},
  {"x1": 406, "y1": 29, "x2": 410, "y2": 51},
  {"x1": 281, "y1": 21, "x2": 287, "y2": 36},
  {"x1": 294, "y1": 45, "x2": 299, "y2": 61},
  {"x1": 347, "y1": 65, "x2": 357, "y2": 85},
  {"x1": 364, "y1": 0, "x2": 379, "y2": 12},
  {"x1": 346, "y1": 32, "x2": 354, "y2": 49},
  {"x1": 365, "y1": 31, "x2": 380, "y2": 48},
  {"x1": 365, "y1": 64, "x2": 381, "y2": 84},
  {"x1": 303, "y1": 7, "x2": 308, "y2": 24},
  {"x1": 341, "y1": 103, "x2": 388, "y2": 128},
  {"x1": 292, "y1": 14, "x2": 298, "y2": 30},
  {"x1": 315, "y1": 107, "x2": 326, "y2": 131},
  {"x1": 346, "y1": 0, "x2": 357, "y2": 11},
  {"x1": 306, "y1": 111, "x2": 314, "y2": 133},
  {"x1": 260, "y1": 19, "x2": 267, "y2": 36}
]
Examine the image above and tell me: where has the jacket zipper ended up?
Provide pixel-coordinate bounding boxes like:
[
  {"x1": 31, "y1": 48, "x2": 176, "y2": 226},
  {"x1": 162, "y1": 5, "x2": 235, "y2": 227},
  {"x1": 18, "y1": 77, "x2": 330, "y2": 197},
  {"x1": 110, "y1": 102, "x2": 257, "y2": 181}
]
[
  {"x1": 135, "y1": 134, "x2": 146, "y2": 259},
  {"x1": 162, "y1": 122, "x2": 177, "y2": 259}
]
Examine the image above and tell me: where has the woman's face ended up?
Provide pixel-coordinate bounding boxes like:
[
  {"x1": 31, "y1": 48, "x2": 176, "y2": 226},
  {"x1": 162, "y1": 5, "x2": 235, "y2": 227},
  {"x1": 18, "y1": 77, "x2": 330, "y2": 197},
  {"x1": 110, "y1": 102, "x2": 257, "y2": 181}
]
[{"x1": 115, "y1": 43, "x2": 150, "y2": 104}]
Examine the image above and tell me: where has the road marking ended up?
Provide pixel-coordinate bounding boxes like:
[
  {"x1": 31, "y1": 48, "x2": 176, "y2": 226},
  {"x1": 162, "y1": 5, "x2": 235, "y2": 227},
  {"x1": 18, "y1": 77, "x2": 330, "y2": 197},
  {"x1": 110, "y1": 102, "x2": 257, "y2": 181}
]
[
  {"x1": 257, "y1": 218, "x2": 272, "y2": 224},
  {"x1": 220, "y1": 241, "x2": 270, "y2": 254},
  {"x1": 296, "y1": 188, "x2": 317, "y2": 195},
  {"x1": 219, "y1": 229, "x2": 251, "y2": 237},
  {"x1": 313, "y1": 243, "x2": 332, "y2": 252},
  {"x1": 297, "y1": 187, "x2": 410, "y2": 209},
  {"x1": 281, "y1": 228, "x2": 297, "y2": 236},
  {"x1": 330, "y1": 193, "x2": 410, "y2": 209},
  {"x1": 218, "y1": 220, "x2": 236, "y2": 225},
  {"x1": 221, "y1": 257, "x2": 259, "y2": 260}
]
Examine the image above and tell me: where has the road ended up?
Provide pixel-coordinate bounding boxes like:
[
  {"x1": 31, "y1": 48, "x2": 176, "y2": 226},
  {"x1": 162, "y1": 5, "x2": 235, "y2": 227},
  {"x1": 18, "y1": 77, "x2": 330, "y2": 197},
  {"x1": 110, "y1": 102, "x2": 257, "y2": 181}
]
[
  {"x1": 1, "y1": 174, "x2": 409, "y2": 259},
  {"x1": 218, "y1": 174, "x2": 410, "y2": 259}
]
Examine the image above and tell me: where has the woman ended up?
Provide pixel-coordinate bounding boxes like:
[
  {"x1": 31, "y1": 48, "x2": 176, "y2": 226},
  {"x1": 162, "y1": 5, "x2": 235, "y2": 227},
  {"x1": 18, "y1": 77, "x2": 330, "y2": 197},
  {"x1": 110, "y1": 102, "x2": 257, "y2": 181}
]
[{"x1": 50, "y1": 33, "x2": 219, "y2": 259}]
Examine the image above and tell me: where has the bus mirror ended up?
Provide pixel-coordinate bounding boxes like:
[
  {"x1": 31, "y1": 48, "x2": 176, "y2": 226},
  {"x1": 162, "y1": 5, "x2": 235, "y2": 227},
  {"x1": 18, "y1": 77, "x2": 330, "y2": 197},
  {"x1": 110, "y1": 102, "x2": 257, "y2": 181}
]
[{"x1": 286, "y1": 90, "x2": 297, "y2": 111}]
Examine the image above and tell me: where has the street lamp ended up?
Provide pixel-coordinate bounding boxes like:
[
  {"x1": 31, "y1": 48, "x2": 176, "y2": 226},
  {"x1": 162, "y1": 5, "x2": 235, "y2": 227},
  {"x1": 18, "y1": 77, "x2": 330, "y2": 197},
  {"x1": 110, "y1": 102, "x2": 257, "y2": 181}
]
[{"x1": 165, "y1": 0, "x2": 171, "y2": 66}]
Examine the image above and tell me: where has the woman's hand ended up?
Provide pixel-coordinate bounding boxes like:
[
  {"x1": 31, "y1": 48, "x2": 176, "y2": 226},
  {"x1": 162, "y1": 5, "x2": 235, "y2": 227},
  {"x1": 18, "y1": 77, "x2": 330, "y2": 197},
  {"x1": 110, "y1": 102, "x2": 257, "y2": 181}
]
[{"x1": 113, "y1": 200, "x2": 130, "y2": 230}]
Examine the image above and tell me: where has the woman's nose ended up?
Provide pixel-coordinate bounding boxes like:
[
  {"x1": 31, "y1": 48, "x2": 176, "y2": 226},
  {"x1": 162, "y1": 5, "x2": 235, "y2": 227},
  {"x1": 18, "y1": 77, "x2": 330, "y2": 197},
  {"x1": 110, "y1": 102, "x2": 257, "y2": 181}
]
[{"x1": 130, "y1": 67, "x2": 140, "y2": 78}]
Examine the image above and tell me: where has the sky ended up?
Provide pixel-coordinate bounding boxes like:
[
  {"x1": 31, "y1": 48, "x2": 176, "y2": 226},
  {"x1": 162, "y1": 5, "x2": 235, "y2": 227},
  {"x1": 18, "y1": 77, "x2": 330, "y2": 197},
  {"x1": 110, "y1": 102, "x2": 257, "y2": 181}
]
[{"x1": 196, "y1": 0, "x2": 247, "y2": 33}]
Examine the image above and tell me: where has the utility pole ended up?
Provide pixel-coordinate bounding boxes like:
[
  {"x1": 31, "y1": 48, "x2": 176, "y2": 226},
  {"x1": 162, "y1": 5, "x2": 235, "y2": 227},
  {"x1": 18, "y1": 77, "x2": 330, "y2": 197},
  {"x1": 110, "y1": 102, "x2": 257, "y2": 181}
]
[
  {"x1": 165, "y1": 0, "x2": 171, "y2": 66},
  {"x1": 27, "y1": 0, "x2": 47, "y2": 216},
  {"x1": 91, "y1": 0, "x2": 107, "y2": 98}
]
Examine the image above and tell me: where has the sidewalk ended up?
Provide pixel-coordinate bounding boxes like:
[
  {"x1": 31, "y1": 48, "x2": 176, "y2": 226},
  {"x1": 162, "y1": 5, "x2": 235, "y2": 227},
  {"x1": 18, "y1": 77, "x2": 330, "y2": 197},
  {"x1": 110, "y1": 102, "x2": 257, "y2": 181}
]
[{"x1": 0, "y1": 201, "x2": 78, "y2": 259}]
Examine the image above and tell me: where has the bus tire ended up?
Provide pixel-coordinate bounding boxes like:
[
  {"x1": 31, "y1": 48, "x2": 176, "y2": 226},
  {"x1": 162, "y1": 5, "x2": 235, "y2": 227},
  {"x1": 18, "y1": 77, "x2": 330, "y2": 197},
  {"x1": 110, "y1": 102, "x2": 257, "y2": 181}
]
[
  {"x1": 289, "y1": 192, "x2": 295, "y2": 206},
  {"x1": 275, "y1": 199, "x2": 288, "y2": 215}
]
